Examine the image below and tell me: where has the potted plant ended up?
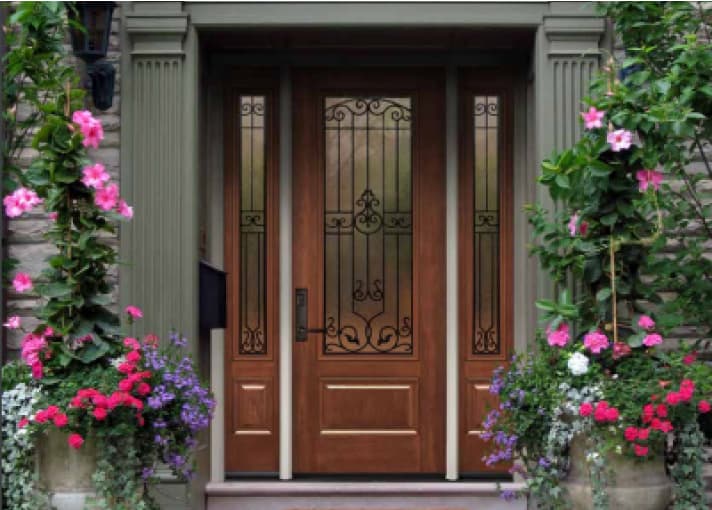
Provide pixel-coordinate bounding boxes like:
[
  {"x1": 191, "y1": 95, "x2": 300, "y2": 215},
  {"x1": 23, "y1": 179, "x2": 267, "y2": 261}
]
[{"x1": 484, "y1": 4, "x2": 712, "y2": 508}]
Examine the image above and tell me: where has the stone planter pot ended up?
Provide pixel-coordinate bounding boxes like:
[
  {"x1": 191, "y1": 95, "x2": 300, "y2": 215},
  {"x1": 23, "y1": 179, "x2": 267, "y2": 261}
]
[
  {"x1": 561, "y1": 435, "x2": 671, "y2": 509},
  {"x1": 38, "y1": 429, "x2": 97, "y2": 510}
]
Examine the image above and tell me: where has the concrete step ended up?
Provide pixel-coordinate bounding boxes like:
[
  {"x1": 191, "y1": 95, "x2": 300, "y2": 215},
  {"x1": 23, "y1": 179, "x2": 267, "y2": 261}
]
[{"x1": 206, "y1": 481, "x2": 527, "y2": 510}]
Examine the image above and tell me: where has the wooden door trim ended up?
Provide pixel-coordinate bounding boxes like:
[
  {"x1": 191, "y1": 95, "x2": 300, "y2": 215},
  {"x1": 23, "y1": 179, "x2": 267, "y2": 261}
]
[
  {"x1": 457, "y1": 68, "x2": 515, "y2": 473},
  {"x1": 224, "y1": 68, "x2": 280, "y2": 472}
]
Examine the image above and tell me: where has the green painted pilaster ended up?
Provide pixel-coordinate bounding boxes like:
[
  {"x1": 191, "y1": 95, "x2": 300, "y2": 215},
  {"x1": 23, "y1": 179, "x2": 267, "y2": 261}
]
[
  {"x1": 120, "y1": 3, "x2": 198, "y2": 348},
  {"x1": 533, "y1": 5, "x2": 607, "y2": 301}
]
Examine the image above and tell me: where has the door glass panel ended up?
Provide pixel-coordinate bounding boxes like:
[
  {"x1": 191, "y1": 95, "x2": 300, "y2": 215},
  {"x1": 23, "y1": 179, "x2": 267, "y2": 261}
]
[
  {"x1": 323, "y1": 97, "x2": 413, "y2": 355},
  {"x1": 472, "y1": 95, "x2": 500, "y2": 355},
  {"x1": 239, "y1": 95, "x2": 266, "y2": 354}
]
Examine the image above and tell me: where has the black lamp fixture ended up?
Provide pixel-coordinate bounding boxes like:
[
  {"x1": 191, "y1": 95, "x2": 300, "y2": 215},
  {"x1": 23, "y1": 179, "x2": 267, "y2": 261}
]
[{"x1": 66, "y1": 2, "x2": 116, "y2": 111}]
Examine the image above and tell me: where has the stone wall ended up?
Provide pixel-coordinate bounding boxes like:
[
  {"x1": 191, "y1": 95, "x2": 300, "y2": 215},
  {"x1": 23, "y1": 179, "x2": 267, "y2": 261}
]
[{"x1": 4, "y1": 7, "x2": 122, "y2": 358}]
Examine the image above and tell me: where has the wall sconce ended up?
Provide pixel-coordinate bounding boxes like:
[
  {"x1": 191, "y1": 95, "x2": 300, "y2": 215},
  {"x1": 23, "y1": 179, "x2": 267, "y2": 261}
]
[{"x1": 66, "y1": 2, "x2": 116, "y2": 111}]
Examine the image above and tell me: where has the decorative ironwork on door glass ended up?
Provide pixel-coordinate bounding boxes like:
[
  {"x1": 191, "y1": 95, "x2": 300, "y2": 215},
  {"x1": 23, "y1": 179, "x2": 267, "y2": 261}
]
[
  {"x1": 239, "y1": 95, "x2": 267, "y2": 355},
  {"x1": 473, "y1": 95, "x2": 500, "y2": 355},
  {"x1": 323, "y1": 97, "x2": 413, "y2": 355}
]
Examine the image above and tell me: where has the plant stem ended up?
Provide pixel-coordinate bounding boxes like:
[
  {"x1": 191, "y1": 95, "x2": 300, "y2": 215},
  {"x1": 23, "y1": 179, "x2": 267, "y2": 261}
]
[{"x1": 610, "y1": 237, "x2": 618, "y2": 343}]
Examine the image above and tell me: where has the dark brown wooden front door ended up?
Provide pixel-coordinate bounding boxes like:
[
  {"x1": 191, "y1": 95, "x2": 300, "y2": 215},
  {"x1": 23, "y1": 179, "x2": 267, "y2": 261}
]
[{"x1": 293, "y1": 68, "x2": 446, "y2": 474}]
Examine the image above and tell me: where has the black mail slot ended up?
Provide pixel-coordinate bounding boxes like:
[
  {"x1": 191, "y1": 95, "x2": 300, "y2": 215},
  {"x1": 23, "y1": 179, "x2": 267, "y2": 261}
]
[{"x1": 199, "y1": 260, "x2": 227, "y2": 331}]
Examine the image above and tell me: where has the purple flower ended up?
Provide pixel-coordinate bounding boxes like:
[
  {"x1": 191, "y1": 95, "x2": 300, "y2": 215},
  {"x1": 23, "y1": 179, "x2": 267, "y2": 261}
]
[
  {"x1": 142, "y1": 467, "x2": 154, "y2": 480},
  {"x1": 500, "y1": 490, "x2": 517, "y2": 502},
  {"x1": 538, "y1": 457, "x2": 550, "y2": 468}
]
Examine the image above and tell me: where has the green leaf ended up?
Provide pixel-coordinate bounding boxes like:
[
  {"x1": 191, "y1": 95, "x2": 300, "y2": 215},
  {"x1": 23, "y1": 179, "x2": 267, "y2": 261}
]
[
  {"x1": 555, "y1": 174, "x2": 570, "y2": 189},
  {"x1": 600, "y1": 213, "x2": 618, "y2": 226},
  {"x1": 627, "y1": 332, "x2": 645, "y2": 348},
  {"x1": 535, "y1": 299, "x2": 557, "y2": 312},
  {"x1": 36, "y1": 282, "x2": 73, "y2": 298},
  {"x1": 596, "y1": 287, "x2": 612, "y2": 302}
]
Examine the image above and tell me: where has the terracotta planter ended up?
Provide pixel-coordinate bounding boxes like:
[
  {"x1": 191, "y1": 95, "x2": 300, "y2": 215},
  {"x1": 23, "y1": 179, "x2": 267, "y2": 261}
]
[
  {"x1": 561, "y1": 435, "x2": 671, "y2": 509},
  {"x1": 38, "y1": 429, "x2": 96, "y2": 510}
]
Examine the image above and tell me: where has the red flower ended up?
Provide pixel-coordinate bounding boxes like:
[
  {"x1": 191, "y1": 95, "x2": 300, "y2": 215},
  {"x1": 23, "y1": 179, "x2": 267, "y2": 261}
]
[
  {"x1": 604, "y1": 407, "x2": 619, "y2": 422},
  {"x1": 118, "y1": 378, "x2": 134, "y2": 392},
  {"x1": 53, "y1": 413, "x2": 68, "y2": 427},
  {"x1": 679, "y1": 379, "x2": 695, "y2": 401},
  {"x1": 118, "y1": 362, "x2": 136, "y2": 374},
  {"x1": 18, "y1": 418, "x2": 29, "y2": 428},
  {"x1": 651, "y1": 418, "x2": 662, "y2": 430},
  {"x1": 127, "y1": 397, "x2": 144, "y2": 410},
  {"x1": 123, "y1": 337, "x2": 140, "y2": 350},
  {"x1": 136, "y1": 382, "x2": 151, "y2": 396},
  {"x1": 579, "y1": 402, "x2": 593, "y2": 417},
  {"x1": 136, "y1": 413, "x2": 145, "y2": 426},
  {"x1": 659, "y1": 420, "x2": 674, "y2": 433},
  {"x1": 91, "y1": 394, "x2": 108, "y2": 408},
  {"x1": 93, "y1": 407, "x2": 108, "y2": 421},
  {"x1": 143, "y1": 334, "x2": 159, "y2": 347},
  {"x1": 665, "y1": 392, "x2": 681, "y2": 406},
  {"x1": 612, "y1": 342, "x2": 632, "y2": 359},
  {"x1": 78, "y1": 388, "x2": 99, "y2": 399},
  {"x1": 108, "y1": 391, "x2": 127, "y2": 409},
  {"x1": 683, "y1": 352, "x2": 698, "y2": 365},
  {"x1": 624, "y1": 427, "x2": 638, "y2": 441},
  {"x1": 656, "y1": 404, "x2": 668, "y2": 418},
  {"x1": 70, "y1": 396, "x2": 84, "y2": 408},
  {"x1": 34, "y1": 410, "x2": 49, "y2": 423},
  {"x1": 699, "y1": 400, "x2": 711, "y2": 413},
  {"x1": 634, "y1": 444, "x2": 648, "y2": 457},
  {"x1": 68, "y1": 433, "x2": 84, "y2": 449},
  {"x1": 638, "y1": 428, "x2": 650, "y2": 440},
  {"x1": 642, "y1": 404, "x2": 655, "y2": 423},
  {"x1": 45, "y1": 405, "x2": 59, "y2": 419},
  {"x1": 126, "y1": 350, "x2": 141, "y2": 363}
]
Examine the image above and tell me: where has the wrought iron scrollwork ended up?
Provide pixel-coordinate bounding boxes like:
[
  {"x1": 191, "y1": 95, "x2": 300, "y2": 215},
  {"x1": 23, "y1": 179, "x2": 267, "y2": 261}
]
[{"x1": 322, "y1": 96, "x2": 413, "y2": 355}]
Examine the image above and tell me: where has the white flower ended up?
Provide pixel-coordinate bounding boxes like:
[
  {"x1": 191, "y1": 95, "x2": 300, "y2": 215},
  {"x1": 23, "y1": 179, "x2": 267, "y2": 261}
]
[{"x1": 567, "y1": 352, "x2": 590, "y2": 376}]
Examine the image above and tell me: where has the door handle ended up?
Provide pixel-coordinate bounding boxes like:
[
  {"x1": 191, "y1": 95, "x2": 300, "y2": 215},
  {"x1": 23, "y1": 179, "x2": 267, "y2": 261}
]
[{"x1": 295, "y1": 288, "x2": 326, "y2": 341}]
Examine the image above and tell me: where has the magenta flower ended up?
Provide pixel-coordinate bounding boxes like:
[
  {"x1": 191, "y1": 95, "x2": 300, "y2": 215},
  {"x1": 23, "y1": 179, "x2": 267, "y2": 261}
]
[
  {"x1": 643, "y1": 333, "x2": 663, "y2": 347},
  {"x1": 73, "y1": 110, "x2": 104, "y2": 149},
  {"x1": 82, "y1": 163, "x2": 110, "y2": 189},
  {"x1": 583, "y1": 330, "x2": 610, "y2": 354},
  {"x1": 581, "y1": 107, "x2": 605, "y2": 129},
  {"x1": 125, "y1": 305, "x2": 143, "y2": 319},
  {"x1": 49, "y1": 212, "x2": 58, "y2": 221},
  {"x1": 117, "y1": 199, "x2": 134, "y2": 219},
  {"x1": 12, "y1": 272, "x2": 33, "y2": 293},
  {"x1": 607, "y1": 129, "x2": 633, "y2": 152},
  {"x1": 635, "y1": 169, "x2": 663, "y2": 192},
  {"x1": 546, "y1": 322, "x2": 570, "y2": 347},
  {"x1": 3, "y1": 316, "x2": 21, "y2": 329},
  {"x1": 638, "y1": 315, "x2": 655, "y2": 330},
  {"x1": 95, "y1": 183, "x2": 119, "y2": 211}
]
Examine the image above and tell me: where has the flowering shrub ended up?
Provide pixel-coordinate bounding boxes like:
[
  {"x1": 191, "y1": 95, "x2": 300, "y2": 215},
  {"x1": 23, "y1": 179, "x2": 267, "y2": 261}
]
[
  {"x1": 484, "y1": 2, "x2": 712, "y2": 508},
  {"x1": 1, "y1": 4, "x2": 214, "y2": 507}
]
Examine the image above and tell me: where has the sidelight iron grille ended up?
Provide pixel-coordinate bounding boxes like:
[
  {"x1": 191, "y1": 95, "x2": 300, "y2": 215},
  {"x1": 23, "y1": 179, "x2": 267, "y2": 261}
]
[
  {"x1": 239, "y1": 95, "x2": 267, "y2": 355},
  {"x1": 323, "y1": 97, "x2": 413, "y2": 355},
  {"x1": 472, "y1": 96, "x2": 500, "y2": 355}
]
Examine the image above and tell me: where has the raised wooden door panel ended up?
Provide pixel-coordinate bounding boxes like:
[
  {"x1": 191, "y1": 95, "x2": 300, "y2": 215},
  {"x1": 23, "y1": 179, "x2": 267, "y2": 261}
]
[
  {"x1": 458, "y1": 70, "x2": 514, "y2": 474},
  {"x1": 224, "y1": 70, "x2": 280, "y2": 473},
  {"x1": 293, "y1": 68, "x2": 445, "y2": 474}
]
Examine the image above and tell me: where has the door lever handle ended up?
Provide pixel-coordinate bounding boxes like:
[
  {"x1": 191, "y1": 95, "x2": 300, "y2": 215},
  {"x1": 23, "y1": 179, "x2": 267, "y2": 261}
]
[{"x1": 295, "y1": 288, "x2": 326, "y2": 341}]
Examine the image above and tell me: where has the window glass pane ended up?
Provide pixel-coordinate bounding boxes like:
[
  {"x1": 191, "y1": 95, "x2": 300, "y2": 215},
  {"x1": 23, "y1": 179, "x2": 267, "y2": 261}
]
[
  {"x1": 239, "y1": 95, "x2": 266, "y2": 354},
  {"x1": 323, "y1": 97, "x2": 413, "y2": 354},
  {"x1": 473, "y1": 95, "x2": 500, "y2": 355}
]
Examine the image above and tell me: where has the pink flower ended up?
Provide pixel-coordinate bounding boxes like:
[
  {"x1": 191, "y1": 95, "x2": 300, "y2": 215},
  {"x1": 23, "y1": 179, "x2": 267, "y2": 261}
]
[
  {"x1": 81, "y1": 163, "x2": 110, "y2": 189},
  {"x1": 643, "y1": 333, "x2": 663, "y2": 347},
  {"x1": 74, "y1": 111, "x2": 104, "y2": 149},
  {"x1": 638, "y1": 428, "x2": 650, "y2": 440},
  {"x1": 579, "y1": 402, "x2": 593, "y2": 417},
  {"x1": 68, "y1": 433, "x2": 84, "y2": 449},
  {"x1": 126, "y1": 350, "x2": 141, "y2": 363},
  {"x1": 136, "y1": 382, "x2": 151, "y2": 396},
  {"x1": 118, "y1": 378, "x2": 134, "y2": 392},
  {"x1": 612, "y1": 342, "x2": 632, "y2": 359},
  {"x1": 679, "y1": 379, "x2": 695, "y2": 401},
  {"x1": 118, "y1": 362, "x2": 136, "y2": 374},
  {"x1": 72, "y1": 110, "x2": 93, "y2": 126},
  {"x1": 624, "y1": 427, "x2": 638, "y2": 442},
  {"x1": 4, "y1": 187, "x2": 42, "y2": 217},
  {"x1": 125, "y1": 305, "x2": 143, "y2": 319},
  {"x1": 699, "y1": 400, "x2": 711, "y2": 413},
  {"x1": 18, "y1": 417, "x2": 29, "y2": 428},
  {"x1": 607, "y1": 129, "x2": 633, "y2": 152},
  {"x1": 568, "y1": 213, "x2": 579, "y2": 236},
  {"x1": 49, "y1": 211, "x2": 58, "y2": 221},
  {"x1": 638, "y1": 315, "x2": 655, "y2": 330},
  {"x1": 94, "y1": 183, "x2": 119, "y2": 211},
  {"x1": 604, "y1": 407, "x2": 619, "y2": 422},
  {"x1": 656, "y1": 404, "x2": 668, "y2": 418},
  {"x1": 581, "y1": 107, "x2": 605, "y2": 129},
  {"x1": 583, "y1": 330, "x2": 609, "y2": 354},
  {"x1": 3, "y1": 316, "x2": 21, "y2": 329},
  {"x1": 31, "y1": 362, "x2": 43, "y2": 379},
  {"x1": 93, "y1": 407, "x2": 108, "y2": 421},
  {"x1": 34, "y1": 410, "x2": 49, "y2": 424},
  {"x1": 117, "y1": 199, "x2": 133, "y2": 219},
  {"x1": 636, "y1": 169, "x2": 663, "y2": 192},
  {"x1": 594, "y1": 401, "x2": 609, "y2": 422},
  {"x1": 123, "y1": 337, "x2": 140, "y2": 350},
  {"x1": 12, "y1": 272, "x2": 33, "y2": 293},
  {"x1": 642, "y1": 404, "x2": 655, "y2": 423},
  {"x1": 53, "y1": 413, "x2": 68, "y2": 428},
  {"x1": 546, "y1": 322, "x2": 570, "y2": 347},
  {"x1": 634, "y1": 444, "x2": 648, "y2": 457}
]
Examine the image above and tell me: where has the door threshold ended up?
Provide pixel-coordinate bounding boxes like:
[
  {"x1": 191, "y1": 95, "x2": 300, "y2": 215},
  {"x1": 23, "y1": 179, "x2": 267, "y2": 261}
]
[{"x1": 205, "y1": 479, "x2": 525, "y2": 497}]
